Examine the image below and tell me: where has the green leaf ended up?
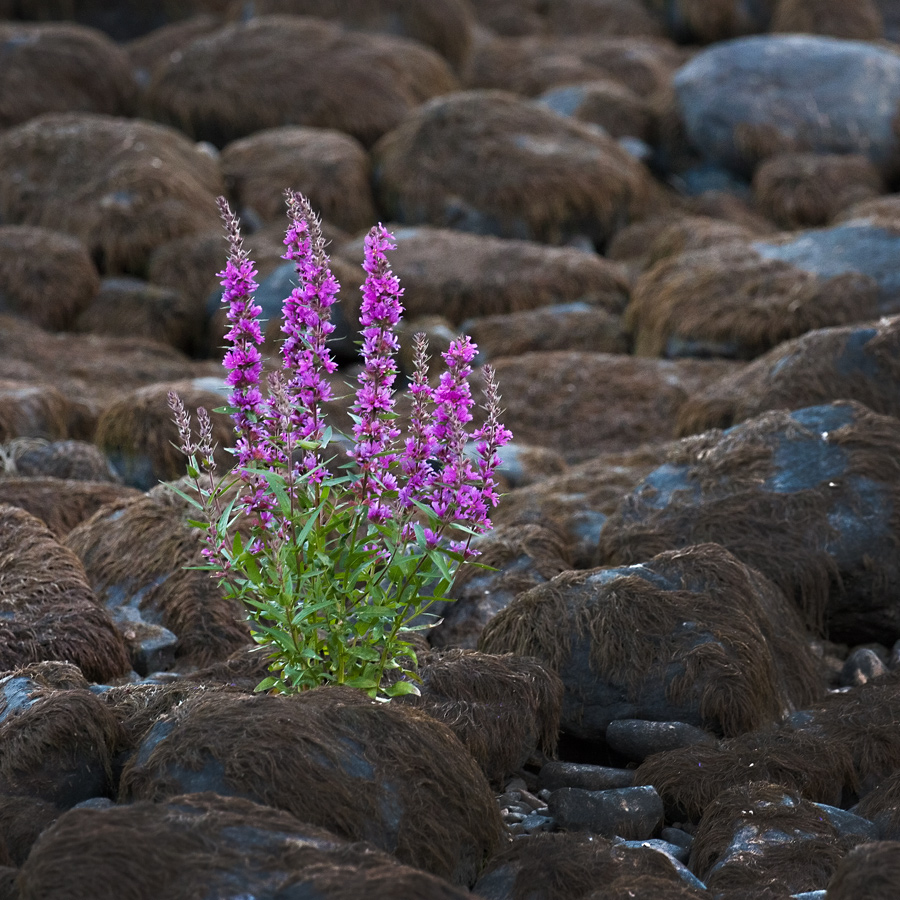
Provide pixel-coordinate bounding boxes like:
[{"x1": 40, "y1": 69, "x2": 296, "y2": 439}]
[
  {"x1": 259, "y1": 470, "x2": 293, "y2": 517},
  {"x1": 382, "y1": 680, "x2": 421, "y2": 698}
]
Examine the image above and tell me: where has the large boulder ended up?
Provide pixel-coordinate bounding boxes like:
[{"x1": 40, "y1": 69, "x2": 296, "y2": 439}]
[
  {"x1": 0, "y1": 113, "x2": 223, "y2": 275},
  {"x1": 0, "y1": 506, "x2": 130, "y2": 681},
  {"x1": 232, "y1": 0, "x2": 476, "y2": 70},
  {"x1": 673, "y1": 35, "x2": 900, "y2": 176},
  {"x1": 120, "y1": 689, "x2": 504, "y2": 886},
  {"x1": 626, "y1": 236, "x2": 885, "y2": 359},
  {"x1": 0, "y1": 21, "x2": 135, "y2": 128},
  {"x1": 597, "y1": 401, "x2": 900, "y2": 644},
  {"x1": 479, "y1": 543, "x2": 823, "y2": 740},
  {"x1": 16, "y1": 793, "x2": 471, "y2": 900},
  {"x1": 338, "y1": 226, "x2": 630, "y2": 325},
  {"x1": 142, "y1": 16, "x2": 458, "y2": 148},
  {"x1": 372, "y1": 90, "x2": 656, "y2": 249},
  {"x1": 676, "y1": 316, "x2": 900, "y2": 434},
  {"x1": 220, "y1": 126, "x2": 376, "y2": 234}
]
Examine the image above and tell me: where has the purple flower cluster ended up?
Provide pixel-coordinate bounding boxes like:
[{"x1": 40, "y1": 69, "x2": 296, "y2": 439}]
[
  {"x1": 350, "y1": 225, "x2": 404, "y2": 523},
  {"x1": 212, "y1": 191, "x2": 510, "y2": 552}
]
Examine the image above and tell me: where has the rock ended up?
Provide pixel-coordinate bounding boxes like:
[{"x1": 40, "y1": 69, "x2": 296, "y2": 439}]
[
  {"x1": 0, "y1": 113, "x2": 223, "y2": 275},
  {"x1": 676, "y1": 316, "x2": 900, "y2": 435},
  {"x1": 548, "y1": 785, "x2": 664, "y2": 838},
  {"x1": 372, "y1": 91, "x2": 656, "y2": 249},
  {"x1": 752, "y1": 152, "x2": 884, "y2": 229},
  {"x1": 339, "y1": 225, "x2": 631, "y2": 325},
  {"x1": 219, "y1": 126, "x2": 376, "y2": 234},
  {"x1": 598, "y1": 401, "x2": 900, "y2": 644},
  {"x1": 753, "y1": 221, "x2": 900, "y2": 315},
  {"x1": 839, "y1": 647, "x2": 888, "y2": 686},
  {"x1": 2, "y1": 440, "x2": 118, "y2": 483},
  {"x1": 0, "y1": 21, "x2": 135, "y2": 128},
  {"x1": 120, "y1": 689, "x2": 504, "y2": 886},
  {"x1": 65, "y1": 487, "x2": 249, "y2": 671},
  {"x1": 604, "y1": 719, "x2": 716, "y2": 763},
  {"x1": 674, "y1": 35, "x2": 900, "y2": 176},
  {"x1": 480, "y1": 543, "x2": 823, "y2": 740},
  {"x1": 811, "y1": 803, "x2": 880, "y2": 842},
  {"x1": 143, "y1": 16, "x2": 458, "y2": 148},
  {"x1": 0, "y1": 226, "x2": 99, "y2": 331},
  {"x1": 537, "y1": 79, "x2": 654, "y2": 141},
  {"x1": 15, "y1": 793, "x2": 472, "y2": 900},
  {"x1": 540, "y1": 761, "x2": 636, "y2": 792},
  {"x1": 690, "y1": 783, "x2": 851, "y2": 895},
  {"x1": 646, "y1": 0, "x2": 771, "y2": 43},
  {"x1": 429, "y1": 523, "x2": 573, "y2": 650},
  {"x1": 825, "y1": 840, "x2": 900, "y2": 900}
]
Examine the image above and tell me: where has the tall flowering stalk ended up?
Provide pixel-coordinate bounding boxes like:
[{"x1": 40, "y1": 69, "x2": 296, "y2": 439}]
[{"x1": 170, "y1": 193, "x2": 511, "y2": 699}]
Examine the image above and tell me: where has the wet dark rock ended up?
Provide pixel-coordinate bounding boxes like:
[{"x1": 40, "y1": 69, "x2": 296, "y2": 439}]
[
  {"x1": 604, "y1": 719, "x2": 716, "y2": 762},
  {"x1": 548, "y1": 785, "x2": 664, "y2": 838},
  {"x1": 540, "y1": 761, "x2": 635, "y2": 792}
]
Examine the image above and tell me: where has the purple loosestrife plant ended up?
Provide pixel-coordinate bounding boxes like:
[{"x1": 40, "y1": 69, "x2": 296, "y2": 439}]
[{"x1": 169, "y1": 192, "x2": 511, "y2": 699}]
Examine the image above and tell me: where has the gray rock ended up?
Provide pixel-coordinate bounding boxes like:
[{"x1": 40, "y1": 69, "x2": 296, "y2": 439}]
[
  {"x1": 840, "y1": 647, "x2": 889, "y2": 686},
  {"x1": 548, "y1": 785, "x2": 663, "y2": 839},
  {"x1": 539, "y1": 761, "x2": 635, "y2": 792},
  {"x1": 811, "y1": 803, "x2": 880, "y2": 842},
  {"x1": 604, "y1": 719, "x2": 716, "y2": 762},
  {"x1": 754, "y1": 223, "x2": 900, "y2": 315},
  {"x1": 674, "y1": 35, "x2": 900, "y2": 175}
]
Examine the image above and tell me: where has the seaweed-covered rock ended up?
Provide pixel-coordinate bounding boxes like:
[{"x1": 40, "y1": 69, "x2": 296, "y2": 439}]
[
  {"x1": 338, "y1": 226, "x2": 630, "y2": 325},
  {"x1": 0, "y1": 226, "x2": 99, "y2": 332},
  {"x1": 480, "y1": 543, "x2": 822, "y2": 740},
  {"x1": 645, "y1": 0, "x2": 773, "y2": 43},
  {"x1": 73, "y1": 277, "x2": 202, "y2": 355},
  {"x1": 0, "y1": 113, "x2": 223, "y2": 275},
  {"x1": 474, "y1": 352, "x2": 736, "y2": 462},
  {"x1": 142, "y1": 16, "x2": 458, "y2": 148},
  {"x1": 92, "y1": 379, "x2": 233, "y2": 489},
  {"x1": 231, "y1": 0, "x2": 476, "y2": 69},
  {"x1": 0, "y1": 506, "x2": 130, "y2": 681},
  {"x1": 690, "y1": 783, "x2": 855, "y2": 894},
  {"x1": 0, "y1": 21, "x2": 135, "y2": 128},
  {"x1": 65, "y1": 487, "x2": 249, "y2": 672},
  {"x1": 598, "y1": 402, "x2": 900, "y2": 643},
  {"x1": 770, "y1": 0, "x2": 883, "y2": 39},
  {"x1": 626, "y1": 240, "x2": 881, "y2": 359},
  {"x1": 0, "y1": 662, "x2": 124, "y2": 807},
  {"x1": 372, "y1": 91, "x2": 656, "y2": 249},
  {"x1": 401, "y1": 649, "x2": 563, "y2": 785},
  {"x1": 825, "y1": 840, "x2": 900, "y2": 899},
  {"x1": 752, "y1": 152, "x2": 884, "y2": 229},
  {"x1": 674, "y1": 35, "x2": 900, "y2": 176},
  {"x1": 120, "y1": 689, "x2": 504, "y2": 886},
  {"x1": 676, "y1": 317, "x2": 900, "y2": 434},
  {"x1": 16, "y1": 792, "x2": 471, "y2": 900},
  {"x1": 219, "y1": 126, "x2": 376, "y2": 234}
]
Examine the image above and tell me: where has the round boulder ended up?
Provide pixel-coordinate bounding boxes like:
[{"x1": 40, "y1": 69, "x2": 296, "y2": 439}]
[
  {"x1": 0, "y1": 112, "x2": 223, "y2": 275},
  {"x1": 673, "y1": 35, "x2": 900, "y2": 176},
  {"x1": 119, "y1": 689, "x2": 504, "y2": 886},
  {"x1": 142, "y1": 15, "x2": 458, "y2": 148},
  {"x1": 372, "y1": 90, "x2": 656, "y2": 249},
  {"x1": 598, "y1": 401, "x2": 900, "y2": 644},
  {"x1": 479, "y1": 543, "x2": 823, "y2": 740}
]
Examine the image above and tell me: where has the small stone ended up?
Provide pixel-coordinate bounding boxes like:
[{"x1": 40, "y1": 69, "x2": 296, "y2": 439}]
[
  {"x1": 539, "y1": 761, "x2": 634, "y2": 792},
  {"x1": 661, "y1": 826, "x2": 694, "y2": 853},
  {"x1": 605, "y1": 719, "x2": 715, "y2": 762},
  {"x1": 840, "y1": 647, "x2": 888, "y2": 686},
  {"x1": 507, "y1": 821, "x2": 526, "y2": 836},
  {"x1": 548, "y1": 786, "x2": 664, "y2": 839},
  {"x1": 518, "y1": 789, "x2": 546, "y2": 811},
  {"x1": 521, "y1": 813, "x2": 554, "y2": 834},
  {"x1": 505, "y1": 776, "x2": 528, "y2": 793},
  {"x1": 503, "y1": 811, "x2": 526, "y2": 824}
]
